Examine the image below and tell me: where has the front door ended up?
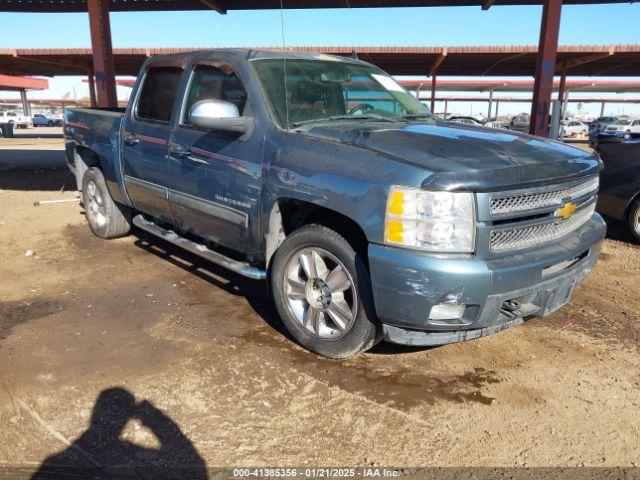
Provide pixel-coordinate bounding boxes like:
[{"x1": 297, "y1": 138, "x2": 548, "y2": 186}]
[
  {"x1": 167, "y1": 60, "x2": 262, "y2": 254},
  {"x1": 122, "y1": 64, "x2": 185, "y2": 223}
]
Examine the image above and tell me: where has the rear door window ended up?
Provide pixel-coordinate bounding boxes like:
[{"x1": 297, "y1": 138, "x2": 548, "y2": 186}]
[{"x1": 136, "y1": 67, "x2": 184, "y2": 123}]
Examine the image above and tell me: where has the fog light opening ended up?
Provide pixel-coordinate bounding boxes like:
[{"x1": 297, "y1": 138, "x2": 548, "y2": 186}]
[{"x1": 428, "y1": 303, "x2": 466, "y2": 321}]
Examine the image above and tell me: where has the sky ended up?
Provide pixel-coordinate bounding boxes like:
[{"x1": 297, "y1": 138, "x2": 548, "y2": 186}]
[{"x1": 1, "y1": 3, "x2": 639, "y2": 118}]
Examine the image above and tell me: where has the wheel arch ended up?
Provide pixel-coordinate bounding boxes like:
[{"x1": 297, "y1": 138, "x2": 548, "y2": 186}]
[
  {"x1": 265, "y1": 198, "x2": 370, "y2": 271},
  {"x1": 73, "y1": 146, "x2": 101, "y2": 192},
  {"x1": 624, "y1": 189, "x2": 640, "y2": 221}
]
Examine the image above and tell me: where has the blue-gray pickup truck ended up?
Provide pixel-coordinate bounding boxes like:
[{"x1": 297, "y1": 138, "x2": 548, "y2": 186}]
[{"x1": 65, "y1": 49, "x2": 605, "y2": 358}]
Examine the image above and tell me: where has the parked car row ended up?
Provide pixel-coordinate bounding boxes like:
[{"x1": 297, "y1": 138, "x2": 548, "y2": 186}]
[
  {"x1": 448, "y1": 115, "x2": 589, "y2": 139},
  {"x1": 0, "y1": 111, "x2": 64, "y2": 129}
]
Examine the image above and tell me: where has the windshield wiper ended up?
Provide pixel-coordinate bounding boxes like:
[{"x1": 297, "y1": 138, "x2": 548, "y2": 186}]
[
  {"x1": 328, "y1": 114, "x2": 398, "y2": 123},
  {"x1": 400, "y1": 113, "x2": 437, "y2": 121},
  {"x1": 293, "y1": 114, "x2": 398, "y2": 127}
]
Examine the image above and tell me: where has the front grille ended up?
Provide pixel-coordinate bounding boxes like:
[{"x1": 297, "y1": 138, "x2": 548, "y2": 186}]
[
  {"x1": 490, "y1": 176, "x2": 599, "y2": 216},
  {"x1": 490, "y1": 202, "x2": 596, "y2": 252}
]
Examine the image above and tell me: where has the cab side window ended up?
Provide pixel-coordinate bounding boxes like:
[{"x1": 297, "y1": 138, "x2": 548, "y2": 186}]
[
  {"x1": 136, "y1": 66, "x2": 183, "y2": 123},
  {"x1": 182, "y1": 64, "x2": 247, "y2": 126}
]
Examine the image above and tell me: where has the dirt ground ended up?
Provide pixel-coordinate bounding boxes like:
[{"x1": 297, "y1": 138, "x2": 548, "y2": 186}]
[{"x1": 1, "y1": 130, "x2": 639, "y2": 475}]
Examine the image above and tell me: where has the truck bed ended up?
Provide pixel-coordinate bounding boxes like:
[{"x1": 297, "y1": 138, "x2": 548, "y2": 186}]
[{"x1": 64, "y1": 106, "x2": 128, "y2": 206}]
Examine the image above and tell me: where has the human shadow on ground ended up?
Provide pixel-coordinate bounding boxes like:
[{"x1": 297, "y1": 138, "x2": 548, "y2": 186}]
[{"x1": 30, "y1": 387, "x2": 208, "y2": 480}]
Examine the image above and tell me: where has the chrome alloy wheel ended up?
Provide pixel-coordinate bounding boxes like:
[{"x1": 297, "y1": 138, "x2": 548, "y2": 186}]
[
  {"x1": 283, "y1": 247, "x2": 357, "y2": 339},
  {"x1": 634, "y1": 208, "x2": 640, "y2": 234},
  {"x1": 85, "y1": 180, "x2": 107, "y2": 229}
]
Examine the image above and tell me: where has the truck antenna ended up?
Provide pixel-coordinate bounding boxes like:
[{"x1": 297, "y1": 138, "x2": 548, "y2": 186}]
[{"x1": 280, "y1": 0, "x2": 290, "y2": 130}]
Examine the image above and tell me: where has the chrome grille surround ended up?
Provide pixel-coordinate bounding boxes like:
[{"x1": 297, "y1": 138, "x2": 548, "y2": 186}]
[
  {"x1": 490, "y1": 202, "x2": 596, "y2": 252},
  {"x1": 490, "y1": 176, "x2": 599, "y2": 216}
]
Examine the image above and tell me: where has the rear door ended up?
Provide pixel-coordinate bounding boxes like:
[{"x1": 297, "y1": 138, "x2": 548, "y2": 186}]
[
  {"x1": 122, "y1": 61, "x2": 186, "y2": 223},
  {"x1": 167, "y1": 58, "x2": 262, "y2": 253}
]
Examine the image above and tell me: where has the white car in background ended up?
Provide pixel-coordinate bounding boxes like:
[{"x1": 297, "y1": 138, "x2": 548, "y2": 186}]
[
  {"x1": 561, "y1": 120, "x2": 588, "y2": 138},
  {"x1": 604, "y1": 119, "x2": 640, "y2": 134},
  {"x1": 32, "y1": 113, "x2": 63, "y2": 127},
  {"x1": 0, "y1": 111, "x2": 32, "y2": 128}
]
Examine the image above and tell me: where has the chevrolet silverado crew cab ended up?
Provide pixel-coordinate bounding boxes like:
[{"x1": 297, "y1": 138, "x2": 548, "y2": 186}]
[{"x1": 64, "y1": 49, "x2": 605, "y2": 359}]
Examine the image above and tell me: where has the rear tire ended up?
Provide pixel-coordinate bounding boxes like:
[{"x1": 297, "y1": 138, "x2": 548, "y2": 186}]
[
  {"x1": 270, "y1": 224, "x2": 379, "y2": 359},
  {"x1": 81, "y1": 167, "x2": 132, "y2": 239},
  {"x1": 628, "y1": 198, "x2": 640, "y2": 243}
]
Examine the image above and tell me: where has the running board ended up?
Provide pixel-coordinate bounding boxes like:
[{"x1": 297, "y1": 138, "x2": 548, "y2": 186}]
[{"x1": 132, "y1": 214, "x2": 266, "y2": 280}]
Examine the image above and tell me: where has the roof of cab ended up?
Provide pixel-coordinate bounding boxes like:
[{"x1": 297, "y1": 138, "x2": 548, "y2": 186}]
[{"x1": 144, "y1": 48, "x2": 368, "y2": 66}]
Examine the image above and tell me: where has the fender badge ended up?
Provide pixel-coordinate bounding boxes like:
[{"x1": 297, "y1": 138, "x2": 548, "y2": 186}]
[{"x1": 556, "y1": 201, "x2": 577, "y2": 220}]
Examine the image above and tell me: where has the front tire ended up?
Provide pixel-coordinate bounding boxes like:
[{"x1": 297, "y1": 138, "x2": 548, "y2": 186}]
[
  {"x1": 81, "y1": 167, "x2": 132, "y2": 239},
  {"x1": 270, "y1": 224, "x2": 379, "y2": 359},
  {"x1": 628, "y1": 198, "x2": 640, "y2": 243}
]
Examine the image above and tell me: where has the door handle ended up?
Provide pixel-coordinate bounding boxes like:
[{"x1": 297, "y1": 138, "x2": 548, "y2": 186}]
[
  {"x1": 123, "y1": 133, "x2": 139, "y2": 146},
  {"x1": 169, "y1": 143, "x2": 192, "y2": 159}
]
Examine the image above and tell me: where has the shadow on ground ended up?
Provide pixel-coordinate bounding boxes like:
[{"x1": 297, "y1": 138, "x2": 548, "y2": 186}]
[
  {"x1": 131, "y1": 227, "x2": 432, "y2": 356},
  {"x1": 603, "y1": 214, "x2": 638, "y2": 244},
  {"x1": 0, "y1": 149, "x2": 74, "y2": 191},
  {"x1": 30, "y1": 387, "x2": 208, "y2": 480},
  {"x1": 9, "y1": 129, "x2": 64, "y2": 139}
]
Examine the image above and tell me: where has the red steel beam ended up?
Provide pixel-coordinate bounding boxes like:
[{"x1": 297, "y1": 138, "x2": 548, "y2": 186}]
[
  {"x1": 0, "y1": 73, "x2": 48, "y2": 91},
  {"x1": 529, "y1": 0, "x2": 563, "y2": 137},
  {"x1": 88, "y1": 0, "x2": 117, "y2": 107}
]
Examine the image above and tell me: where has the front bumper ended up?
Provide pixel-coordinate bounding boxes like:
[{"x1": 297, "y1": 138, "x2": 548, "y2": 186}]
[{"x1": 368, "y1": 214, "x2": 606, "y2": 346}]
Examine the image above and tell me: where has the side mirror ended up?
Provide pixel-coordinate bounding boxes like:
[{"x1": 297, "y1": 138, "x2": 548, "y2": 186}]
[{"x1": 189, "y1": 99, "x2": 252, "y2": 134}]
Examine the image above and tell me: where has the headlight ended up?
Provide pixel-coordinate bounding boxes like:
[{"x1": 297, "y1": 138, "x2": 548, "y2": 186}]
[{"x1": 384, "y1": 186, "x2": 475, "y2": 253}]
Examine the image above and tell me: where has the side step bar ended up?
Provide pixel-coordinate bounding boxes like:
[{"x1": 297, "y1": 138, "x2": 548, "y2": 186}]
[{"x1": 132, "y1": 214, "x2": 266, "y2": 280}]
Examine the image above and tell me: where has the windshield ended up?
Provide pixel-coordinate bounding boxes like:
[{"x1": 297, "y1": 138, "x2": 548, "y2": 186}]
[{"x1": 251, "y1": 58, "x2": 431, "y2": 129}]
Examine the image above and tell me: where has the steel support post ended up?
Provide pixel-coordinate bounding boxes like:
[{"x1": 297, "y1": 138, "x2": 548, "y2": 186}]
[
  {"x1": 19, "y1": 89, "x2": 31, "y2": 117},
  {"x1": 88, "y1": 0, "x2": 117, "y2": 107},
  {"x1": 529, "y1": 0, "x2": 563, "y2": 137}
]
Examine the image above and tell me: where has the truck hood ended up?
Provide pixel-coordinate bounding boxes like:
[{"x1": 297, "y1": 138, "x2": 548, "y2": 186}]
[{"x1": 302, "y1": 121, "x2": 601, "y2": 191}]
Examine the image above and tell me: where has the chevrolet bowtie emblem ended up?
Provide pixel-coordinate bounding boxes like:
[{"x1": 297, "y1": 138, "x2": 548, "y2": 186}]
[{"x1": 556, "y1": 201, "x2": 577, "y2": 220}]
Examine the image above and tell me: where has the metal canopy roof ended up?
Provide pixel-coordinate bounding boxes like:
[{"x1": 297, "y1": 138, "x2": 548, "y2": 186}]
[
  {"x1": 400, "y1": 79, "x2": 640, "y2": 93},
  {"x1": 103, "y1": 77, "x2": 640, "y2": 94},
  {"x1": 2, "y1": 45, "x2": 640, "y2": 77},
  {"x1": 0, "y1": 0, "x2": 630, "y2": 13}
]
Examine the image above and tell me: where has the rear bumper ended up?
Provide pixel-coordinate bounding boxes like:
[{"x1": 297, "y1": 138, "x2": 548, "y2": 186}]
[{"x1": 368, "y1": 214, "x2": 606, "y2": 346}]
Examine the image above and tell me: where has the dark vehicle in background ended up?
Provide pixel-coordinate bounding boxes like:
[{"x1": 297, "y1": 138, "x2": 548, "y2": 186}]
[
  {"x1": 64, "y1": 49, "x2": 605, "y2": 358},
  {"x1": 507, "y1": 114, "x2": 531, "y2": 133},
  {"x1": 595, "y1": 134, "x2": 640, "y2": 242},
  {"x1": 447, "y1": 116, "x2": 483, "y2": 125},
  {"x1": 589, "y1": 116, "x2": 619, "y2": 136}
]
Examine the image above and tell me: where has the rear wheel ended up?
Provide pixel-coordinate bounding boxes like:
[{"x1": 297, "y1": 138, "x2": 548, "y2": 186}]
[
  {"x1": 628, "y1": 198, "x2": 640, "y2": 243},
  {"x1": 270, "y1": 224, "x2": 379, "y2": 359},
  {"x1": 81, "y1": 167, "x2": 132, "y2": 239}
]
